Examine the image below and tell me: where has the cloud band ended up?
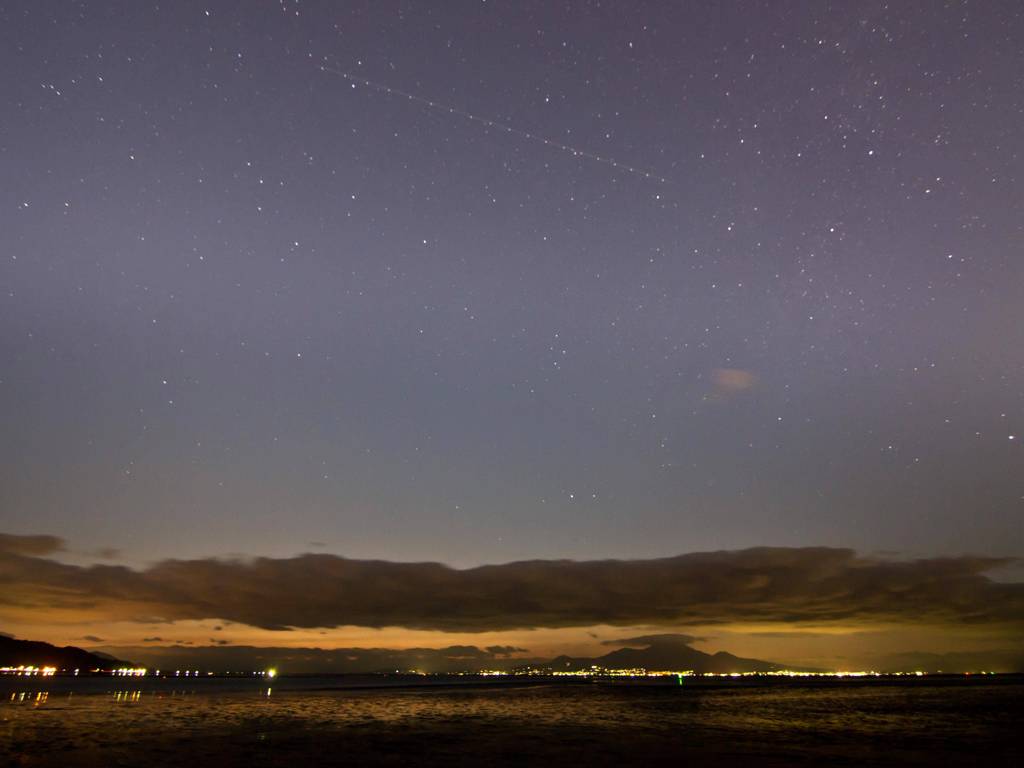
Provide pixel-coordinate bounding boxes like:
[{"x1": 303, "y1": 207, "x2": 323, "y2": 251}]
[{"x1": 0, "y1": 534, "x2": 1020, "y2": 632}]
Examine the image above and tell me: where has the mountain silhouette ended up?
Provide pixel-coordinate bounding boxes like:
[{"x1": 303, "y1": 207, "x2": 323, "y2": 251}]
[
  {"x1": 541, "y1": 635, "x2": 786, "y2": 673},
  {"x1": 0, "y1": 634, "x2": 131, "y2": 670}
]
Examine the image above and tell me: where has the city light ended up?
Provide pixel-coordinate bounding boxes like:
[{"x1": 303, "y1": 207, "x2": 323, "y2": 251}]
[
  {"x1": 0, "y1": 666, "x2": 57, "y2": 677},
  {"x1": 111, "y1": 667, "x2": 148, "y2": 677}
]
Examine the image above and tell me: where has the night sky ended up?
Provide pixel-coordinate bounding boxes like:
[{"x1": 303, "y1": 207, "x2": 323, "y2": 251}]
[{"x1": 1, "y1": 1, "x2": 1022, "y2": 670}]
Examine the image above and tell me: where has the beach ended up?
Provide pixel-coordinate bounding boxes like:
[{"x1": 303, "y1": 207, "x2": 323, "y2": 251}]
[{"x1": 3, "y1": 676, "x2": 1021, "y2": 766}]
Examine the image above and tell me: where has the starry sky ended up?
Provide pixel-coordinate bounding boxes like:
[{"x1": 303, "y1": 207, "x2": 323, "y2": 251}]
[{"x1": 1, "y1": 1, "x2": 1022, "y2": 669}]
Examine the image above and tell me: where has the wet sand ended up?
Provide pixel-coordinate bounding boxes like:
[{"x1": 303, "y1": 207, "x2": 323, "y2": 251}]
[{"x1": 3, "y1": 678, "x2": 1021, "y2": 766}]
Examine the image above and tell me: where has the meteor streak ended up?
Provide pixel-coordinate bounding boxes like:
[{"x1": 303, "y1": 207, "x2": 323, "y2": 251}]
[{"x1": 322, "y1": 67, "x2": 668, "y2": 184}]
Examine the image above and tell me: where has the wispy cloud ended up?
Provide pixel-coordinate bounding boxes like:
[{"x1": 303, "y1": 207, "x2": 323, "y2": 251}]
[
  {"x1": 0, "y1": 533, "x2": 63, "y2": 556},
  {"x1": 711, "y1": 368, "x2": 757, "y2": 396}
]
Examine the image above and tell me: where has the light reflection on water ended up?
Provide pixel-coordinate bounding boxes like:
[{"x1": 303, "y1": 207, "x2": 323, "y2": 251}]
[{"x1": 1, "y1": 678, "x2": 1021, "y2": 766}]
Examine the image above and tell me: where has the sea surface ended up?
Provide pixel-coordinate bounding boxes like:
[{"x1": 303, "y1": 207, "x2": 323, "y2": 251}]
[{"x1": 2, "y1": 675, "x2": 1020, "y2": 766}]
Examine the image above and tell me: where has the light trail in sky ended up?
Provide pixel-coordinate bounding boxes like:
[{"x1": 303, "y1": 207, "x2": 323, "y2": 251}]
[{"x1": 322, "y1": 67, "x2": 669, "y2": 184}]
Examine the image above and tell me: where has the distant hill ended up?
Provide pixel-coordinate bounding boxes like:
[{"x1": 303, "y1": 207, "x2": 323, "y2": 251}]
[
  {"x1": 541, "y1": 636, "x2": 788, "y2": 674},
  {"x1": 60, "y1": 634, "x2": 801, "y2": 675},
  {"x1": 0, "y1": 635, "x2": 131, "y2": 670},
  {"x1": 874, "y1": 649, "x2": 1024, "y2": 674}
]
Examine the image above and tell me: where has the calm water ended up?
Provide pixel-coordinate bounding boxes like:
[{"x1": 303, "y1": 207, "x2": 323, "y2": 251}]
[{"x1": 2, "y1": 676, "x2": 1020, "y2": 766}]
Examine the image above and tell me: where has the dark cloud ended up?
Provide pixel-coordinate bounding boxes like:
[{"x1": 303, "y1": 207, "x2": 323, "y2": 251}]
[
  {"x1": 602, "y1": 634, "x2": 703, "y2": 647},
  {"x1": 0, "y1": 533, "x2": 63, "y2": 556},
  {"x1": 1, "y1": 537, "x2": 1021, "y2": 632},
  {"x1": 80, "y1": 635, "x2": 105, "y2": 643},
  {"x1": 142, "y1": 637, "x2": 163, "y2": 642}
]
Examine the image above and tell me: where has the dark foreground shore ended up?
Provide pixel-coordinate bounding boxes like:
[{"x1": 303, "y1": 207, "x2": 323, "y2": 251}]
[{"x1": 3, "y1": 676, "x2": 1021, "y2": 766}]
